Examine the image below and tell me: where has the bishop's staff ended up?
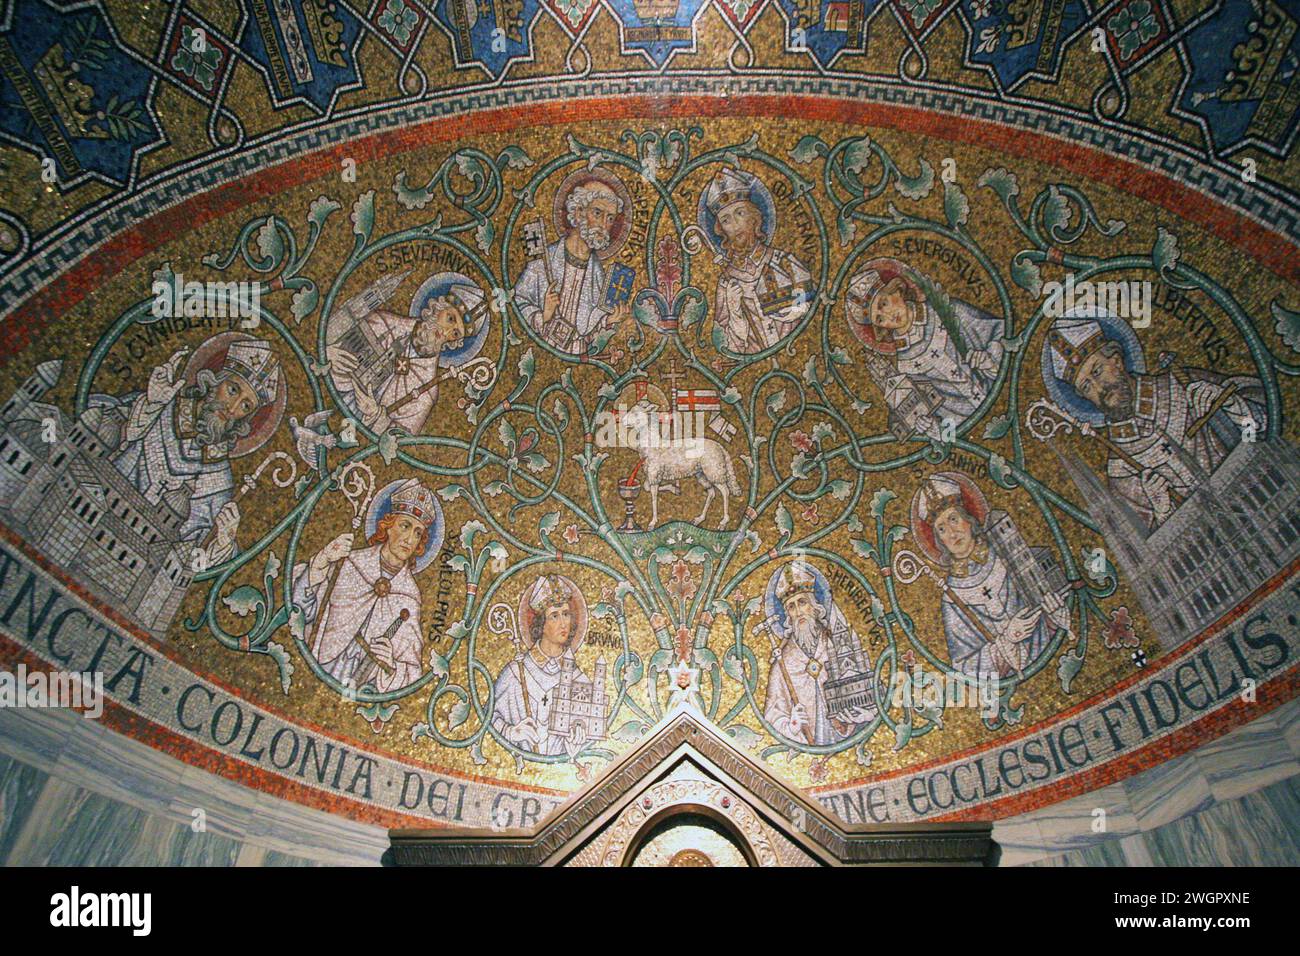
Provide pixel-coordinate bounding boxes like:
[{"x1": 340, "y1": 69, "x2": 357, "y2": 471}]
[
  {"x1": 384, "y1": 332, "x2": 497, "y2": 420},
  {"x1": 191, "y1": 450, "x2": 298, "y2": 574},
  {"x1": 307, "y1": 461, "x2": 380, "y2": 668},
  {"x1": 1024, "y1": 397, "x2": 1194, "y2": 507},
  {"x1": 890, "y1": 547, "x2": 1077, "y2": 681},
  {"x1": 487, "y1": 602, "x2": 535, "y2": 720},
  {"x1": 750, "y1": 614, "x2": 817, "y2": 746}
]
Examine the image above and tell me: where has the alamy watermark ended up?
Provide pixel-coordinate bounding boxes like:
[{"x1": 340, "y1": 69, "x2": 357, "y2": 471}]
[
  {"x1": 1042, "y1": 274, "x2": 1151, "y2": 327},
  {"x1": 887, "y1": 666, "x2": 1002, "y2": 718},
  {"x1": 0, "y1": 664, "x2": 103, "y2": 718},
  {"x1": 592, "y1": 403, "x2": 718, "y2": 449},
  {"x1": 50, "y1": 886, "x2": 151, "y2": 936},
  {"x1": 151, "y1": 273, "x2": 261, "y2": 326}
]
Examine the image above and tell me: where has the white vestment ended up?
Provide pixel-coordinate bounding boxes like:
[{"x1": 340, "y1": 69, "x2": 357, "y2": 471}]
[
  {"x1": 513, "y1": 240, "x2": 611, "y2": 353},
  {"x1": 714, "y1": 244, "x2": 812, "y2": 353},
  {"x1": 102, "y1": 392, "x2": 235, "y2": 544},
  {"x1": 942, "y1": 542, "x2": 1048, "y2": 683},
  {"x1": 764, "y1": 613, "x2": 863, "y2": 746},
  {"x1": 881, "y1": 301, "x2": 1001, "y2": 428},
  {"x1": 292, "y1": 544, "x2": 424, "y2": 693},
  {"x1": 337, "y1": 310, "x2": 441, "y2": 434},
  {"x1": 1102, "y1": 369, "x2": 1265, "y2": 530},
  {"x1": 492, "y1": 651, "x2": 585, "y2": 755}
]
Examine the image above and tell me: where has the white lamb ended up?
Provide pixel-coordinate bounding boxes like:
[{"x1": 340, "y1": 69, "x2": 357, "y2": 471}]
[{"x1": 621, "y1": 400, "x2": 742, "y2": 529}]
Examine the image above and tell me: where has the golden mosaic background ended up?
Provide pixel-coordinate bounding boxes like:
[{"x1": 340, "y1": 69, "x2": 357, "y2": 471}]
[{"x1": 4, "y1": 112, "x2": 1296, "y2": 795}]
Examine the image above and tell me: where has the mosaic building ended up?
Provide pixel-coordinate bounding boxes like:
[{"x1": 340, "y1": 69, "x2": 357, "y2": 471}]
[
  {"x1": 0, "y1": 361, "x2": 195, "y2": 637},
  {"x1": 1061, "y1": 438, "x2": 1300, "y2": 651}
]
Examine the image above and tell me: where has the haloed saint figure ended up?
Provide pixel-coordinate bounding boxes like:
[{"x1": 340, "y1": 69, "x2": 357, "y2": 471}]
[
  {"x1": 291, "y1": 478, "x2": 444, "y2": 694},
  {"x1": 513, "y1": 172, "x2": 633, "y2": 354},
  {"x1": 492, "y1": 574, "x2": 606, "y2": 757},
  {"x1": 89, "y1": 333, "x2": 285, "y2": 568},
  {"x1": 910, "y1": 473, "x2": 1065, "y2": 682},
  {"x1": 845, "y1": 258, "x2": 1003, "y2": 438},
  {"x1": 329, "y1": 273, "x2": 487, "y2": 435},
  {"x1": 703, "y1": 166, "x2": 813, "y2": 354},
  {"x1": 761, "y1": 561, "x2": 874, "y2": 747},
  {"x1": 1043, "y1": 313, "x2": 1266, "y2": 529}
]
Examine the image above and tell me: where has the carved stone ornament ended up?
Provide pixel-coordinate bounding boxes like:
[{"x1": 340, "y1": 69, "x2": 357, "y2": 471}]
[{"x1": 387, "y1": 705, "x2": 996, "y2": 866}]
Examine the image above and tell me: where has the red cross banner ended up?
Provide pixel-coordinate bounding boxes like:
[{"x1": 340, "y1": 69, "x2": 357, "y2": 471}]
[{"x1": 673, "y1": 388, "x2": 721, "y2": 411}]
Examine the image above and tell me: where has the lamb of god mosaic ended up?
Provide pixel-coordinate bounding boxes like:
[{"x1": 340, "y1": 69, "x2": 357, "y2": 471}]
[{"x1": 2, "y1": 111, "x2": 1299, "y2": 815}]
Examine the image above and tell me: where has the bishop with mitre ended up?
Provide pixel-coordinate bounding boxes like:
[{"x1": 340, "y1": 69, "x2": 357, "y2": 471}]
[{"x1": 291, "y1": 479, "x2": 435, "y2": 693}]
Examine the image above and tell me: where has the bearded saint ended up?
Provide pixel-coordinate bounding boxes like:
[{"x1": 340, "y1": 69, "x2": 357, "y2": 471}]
[
  {"x1": 1046, "y1": 316, "x2": 1266, "y2": 530},
  {"x1": 328, "y1": 289, "x2": 483, "y2": 435},
  {"x1": 513, "y1": 180, "x2": 631, "y2": 354},
  {"x1": 763, "y1": 562, "x2": 873, "y2": 746},
  {"x1": 90, "y1": 337, "x2": 282, "y2": 567}
]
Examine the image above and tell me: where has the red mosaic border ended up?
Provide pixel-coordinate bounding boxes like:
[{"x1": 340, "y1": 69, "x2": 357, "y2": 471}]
[
  {"x1": 0, "y1": 634, "x2": 434, "y2": 831},
  {"x1": 0, "y1": 520, "x2": 566, "y2": 799},
  {"x1": 814, "y1": 553, "x2": 1300, "y2": 796},
  {"x1": 1, "y1": 92, "x2": 1296, "y2": 366},
  {"x1": 935, "y1": 666, "x2": 1300, "y2": 822}
]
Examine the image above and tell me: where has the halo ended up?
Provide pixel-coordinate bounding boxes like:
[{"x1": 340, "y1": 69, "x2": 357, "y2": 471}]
[
  {"x1": 180, "y1": 331, "x2": 287, "y2": 458},
  {"x1": 517, "y1": 574, "x2": 589, "y2": 654},
  {"x1": 1040, "y1": 306, "x2": 1147, "y2": 427},
  {"x1": 363, "y1": 478, "x2": 445, "y2": 575},
  {"x1": 696, "y1": 168, "x2": 777, "y2": 257},
  {"x1": 909, "y1": 471, "x2": 991, "y2": 566},
  {"x1": 762, "y1": 560, "x2": 832, "y2": 638},
  {"x1": 551, "y1": 169, "x2": 633, "y2": 262},
  {"x1": 843, "y1": 256, "x2": 926, "y2": 354},
  {"x1": 408, "y1": 271, "x2": 490, "y2": 367},
  {"x1": 613, "y1": 381, "x2": 671, "y2": 425}
]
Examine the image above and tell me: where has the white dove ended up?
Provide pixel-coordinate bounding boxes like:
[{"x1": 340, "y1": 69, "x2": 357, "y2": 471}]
[{"x1": 289, "y1": 410, "x2": 337, "y2": 470}]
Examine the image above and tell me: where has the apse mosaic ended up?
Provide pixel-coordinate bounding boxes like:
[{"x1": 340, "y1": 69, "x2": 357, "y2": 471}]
[{"x1": 0, "y1": 0, "x2": 1298, "y2": 830}]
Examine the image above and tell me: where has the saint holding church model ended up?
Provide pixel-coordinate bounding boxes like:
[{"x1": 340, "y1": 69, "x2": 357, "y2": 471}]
[
  {"x1": 327, "y1": 272, "x2": 487, "y2": 435},
  {"x1": 910, "y1": 473, "x2": 1067, "y2": 683},
  {"x1": 90, "y1": 333, "x2": 285, "y2": 569},
  {"x1": 760, "y1": 561, "x2": 875, "y2": 747},
  {"x1": 491, "y1": 574, "x2": 608, "y2": 757},
  {"x1": 703, "y1": 166, "x2": 814, "y2": 354},
  {"x1": 1042, "y1": 312, "x2": 1266, "y2": 530}
]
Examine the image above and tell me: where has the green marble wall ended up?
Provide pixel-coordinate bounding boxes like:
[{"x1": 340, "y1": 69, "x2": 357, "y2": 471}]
[
  {"x1": 0, "y1": 753, "x2": 313, "y2": 866},
  {"x1": 1029, "y1": 775, "x2": 1300, "y2": 867},
  {"x1": 0, "y1": 707, "x2": 385, "y2": 866}
]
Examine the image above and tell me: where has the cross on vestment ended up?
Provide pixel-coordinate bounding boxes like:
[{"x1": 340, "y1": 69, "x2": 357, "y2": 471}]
[
  {"x1": 982, "y1": 586, "x2": 994, "y2": 600},
  {"x1": 542, "y1": 693, "x2": 549, "y2": 706}
]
